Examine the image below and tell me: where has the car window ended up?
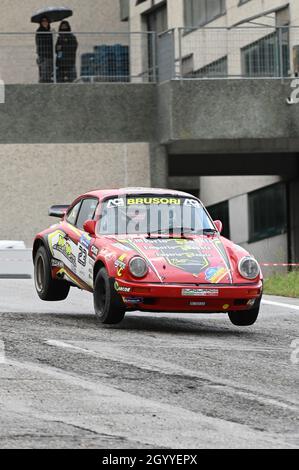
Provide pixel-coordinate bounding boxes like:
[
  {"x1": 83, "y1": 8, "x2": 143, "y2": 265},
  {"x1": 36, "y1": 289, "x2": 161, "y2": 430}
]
[
  {"x1": 76, "y1": 198, "x2": 98, "y2": 230},
  {"x1": 66, "y1": 201, "x2": 81, "y2": 226}
]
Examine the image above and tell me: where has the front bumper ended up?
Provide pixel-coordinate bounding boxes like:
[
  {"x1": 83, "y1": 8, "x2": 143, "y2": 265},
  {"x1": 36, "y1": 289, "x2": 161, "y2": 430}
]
[{"x1": 114, "y1": 279, "x2": 263, "y2": 313}]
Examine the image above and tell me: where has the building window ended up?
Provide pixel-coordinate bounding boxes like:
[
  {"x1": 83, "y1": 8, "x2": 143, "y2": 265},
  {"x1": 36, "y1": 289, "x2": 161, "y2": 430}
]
[
  {"x1": 146, "y1": 4, "x2": 168, "y2": 34},
  {"x1": 207, "y1": 201, "x2": 230, "y2": 239},
  {"x1": 184, "y1": 0, "x2": 226, "y2": 28},
  {"x1": 241, "y1": 30, "x2": 289, "y2": 77},
  {"x1": 248, "y1": 183, "x2": 287, "y2": 243},
  {"x1": 120, "y1": 0, "x2": 129, "y2": 21},
  {"x1": 238, "y1": 0, "x2": 251, "y2": 5}
]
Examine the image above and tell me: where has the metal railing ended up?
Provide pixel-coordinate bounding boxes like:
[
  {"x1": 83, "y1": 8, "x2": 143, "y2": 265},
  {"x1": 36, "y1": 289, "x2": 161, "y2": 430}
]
[
  {"x1": 1, "y1": 27, "x2": 299, "y2": 84},
  {"x1": 0, "y1": 31, "x2": 156, "y2": 84},
  {"x1": 176, "y1": 26, "x2": 298, "y2": 80}
]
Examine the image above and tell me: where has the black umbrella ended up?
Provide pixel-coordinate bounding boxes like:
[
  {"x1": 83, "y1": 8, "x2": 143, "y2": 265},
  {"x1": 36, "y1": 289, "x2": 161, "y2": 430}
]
[{"x1": 31, "y1": 6, "x2": 73, "y2": 24}]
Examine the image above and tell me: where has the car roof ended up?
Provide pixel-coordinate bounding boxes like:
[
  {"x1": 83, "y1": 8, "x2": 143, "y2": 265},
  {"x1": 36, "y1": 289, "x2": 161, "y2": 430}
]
[{"x1": 83, "y1": 187, "x2": 200, "y2": 201}]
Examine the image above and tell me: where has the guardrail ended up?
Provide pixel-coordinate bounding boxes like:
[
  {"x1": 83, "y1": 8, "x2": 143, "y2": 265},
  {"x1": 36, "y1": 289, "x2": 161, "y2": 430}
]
[
  {"x1": 1, "y1": 27, "x2": 299, "y2": 84},
  {"x1": 0, "y1": 31, "x2": 156, "y2": 84}
]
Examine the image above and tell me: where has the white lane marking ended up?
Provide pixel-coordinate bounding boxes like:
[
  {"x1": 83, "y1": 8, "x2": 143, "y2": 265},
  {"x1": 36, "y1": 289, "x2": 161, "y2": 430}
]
[
  {"x1": 46, "y1": 340, "x2": 299, "y2": 412},
  {"x1": 262, "y1": 300, "x2": 299, "y2": 311},
  {"x1": 6, "y1": 358, "x2": 292, "y2": 448}
]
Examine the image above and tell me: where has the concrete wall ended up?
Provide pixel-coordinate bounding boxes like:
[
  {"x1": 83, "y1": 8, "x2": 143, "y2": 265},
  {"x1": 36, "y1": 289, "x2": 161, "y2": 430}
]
[
  {"x1": 159, "y1": 79, "x2": 299, "y2": 144},
  {"x1": 0, "y1": 84, "x2": 157, "y2": 144},
  {"x1": 0, "y1": 143, "x2": 150, "y2": 247}
]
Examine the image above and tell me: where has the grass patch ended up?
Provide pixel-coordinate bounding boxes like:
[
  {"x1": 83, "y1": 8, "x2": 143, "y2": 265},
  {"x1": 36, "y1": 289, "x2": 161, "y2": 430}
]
[{"x1": 264, "y1": 270, "x2": 299, "y2": 298}]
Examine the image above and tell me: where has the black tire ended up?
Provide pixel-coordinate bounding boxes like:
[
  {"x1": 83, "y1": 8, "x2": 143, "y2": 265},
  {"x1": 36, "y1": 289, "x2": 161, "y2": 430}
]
[
  {"x1": 94, "y1": 267, "x2": 126, "y2": 324},
  {"x1": 34, "y1": 246, "x2": 70, "y2": 301},
  {"x1": 228, "y1": 298, "x2": 261, "y2": 326}
]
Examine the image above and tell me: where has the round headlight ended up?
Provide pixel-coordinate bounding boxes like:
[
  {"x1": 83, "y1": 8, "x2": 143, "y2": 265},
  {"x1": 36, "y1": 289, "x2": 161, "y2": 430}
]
[
  {"x1": 238, "y1": 257, "x2": 260, "y2": 280},
  {"x1": 129, "y1": 256, "x2": 148, "y2": 278}
]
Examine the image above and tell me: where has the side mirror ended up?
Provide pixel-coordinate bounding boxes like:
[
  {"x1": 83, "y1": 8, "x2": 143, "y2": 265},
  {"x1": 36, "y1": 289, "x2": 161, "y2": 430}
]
[
  {"x1": 49, "y1": 205, "x2": 69, "y2": 218},
  {"x1": 214, "y1": 220, "x2": 223, "y2": 234},
  {"x1": 83, "y1": 219, "x2": 96, "y2": 236}
]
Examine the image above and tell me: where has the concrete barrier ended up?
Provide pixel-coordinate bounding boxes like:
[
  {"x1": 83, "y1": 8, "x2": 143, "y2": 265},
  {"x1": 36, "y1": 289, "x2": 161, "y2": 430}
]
[{"x1": 0, "y1": 250, "x2": 33, "y2": 279}]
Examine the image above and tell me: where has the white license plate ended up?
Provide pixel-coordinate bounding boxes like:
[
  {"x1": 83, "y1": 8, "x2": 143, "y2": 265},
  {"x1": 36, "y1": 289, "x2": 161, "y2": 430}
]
[{"x1": 182, "y1": 289, "x2": 219, "y2": 297}]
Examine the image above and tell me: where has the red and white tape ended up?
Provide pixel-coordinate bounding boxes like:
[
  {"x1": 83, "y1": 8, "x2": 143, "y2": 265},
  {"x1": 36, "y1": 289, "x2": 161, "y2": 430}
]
[{"x1": 261, "y1": 263, "x2": 299, "y2": 267}]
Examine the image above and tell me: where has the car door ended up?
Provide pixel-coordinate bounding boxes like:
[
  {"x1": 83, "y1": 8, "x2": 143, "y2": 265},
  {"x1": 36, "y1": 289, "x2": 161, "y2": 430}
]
[
  {"x1": 73, "y1": 198, "x2": 99, "y2": 286},
  {"x1": 49, "y1": 198, "x2": 98, "y2": 288}
]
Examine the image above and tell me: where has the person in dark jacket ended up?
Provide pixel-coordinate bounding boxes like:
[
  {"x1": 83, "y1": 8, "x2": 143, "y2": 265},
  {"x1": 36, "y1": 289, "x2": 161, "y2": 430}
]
[
  {"x1": 35, "y1": 17, "x2": 54, "y2": 83},
  {"x1": 56, "y1": 21, "x2": 78, "y2": 83}
]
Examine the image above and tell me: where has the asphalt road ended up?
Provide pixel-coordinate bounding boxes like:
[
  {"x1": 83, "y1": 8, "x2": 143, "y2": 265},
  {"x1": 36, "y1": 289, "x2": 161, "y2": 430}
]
[{"x1": 0, "y1": 279, "x2": 298, "y2": 449}]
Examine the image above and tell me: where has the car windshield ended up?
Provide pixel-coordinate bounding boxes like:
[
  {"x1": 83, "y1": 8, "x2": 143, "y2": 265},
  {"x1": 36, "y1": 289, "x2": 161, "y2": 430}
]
[{"x1": 98, "y1": 194, "x2": 215, "y2": 236}]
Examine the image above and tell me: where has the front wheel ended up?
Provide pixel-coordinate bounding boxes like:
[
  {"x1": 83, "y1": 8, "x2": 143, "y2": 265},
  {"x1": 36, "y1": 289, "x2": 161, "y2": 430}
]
[
  {"x1": 94, "y1": 268, "x2": 126, "y2": 324},
  {"x1": 34, "y1": 246, "x2": 70, "y2": 301},
  {"x1": 228, "y1": 298, "x2": 261, "y2": 326}
]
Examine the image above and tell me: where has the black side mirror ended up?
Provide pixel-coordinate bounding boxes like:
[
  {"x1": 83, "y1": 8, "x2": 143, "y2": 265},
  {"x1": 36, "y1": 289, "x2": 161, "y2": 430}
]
[{"x1": 49, "y1": 205, "x2": 69, "y2": 218}]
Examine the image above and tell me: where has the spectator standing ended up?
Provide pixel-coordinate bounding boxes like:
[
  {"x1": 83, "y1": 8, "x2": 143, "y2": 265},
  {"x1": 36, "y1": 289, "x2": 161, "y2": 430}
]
[
  {"x1": 56, "y1": 21, "x2": 78, "y2": 82},
  {"x1": 35, "y1": 17, "x2": 53, "y2": 83}
]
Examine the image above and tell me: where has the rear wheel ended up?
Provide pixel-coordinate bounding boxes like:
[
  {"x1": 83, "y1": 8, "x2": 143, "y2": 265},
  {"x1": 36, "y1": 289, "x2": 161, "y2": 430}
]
[
  {"x1": 228, "y1": 298, "x2": 261, "y2": 326},
  {"x1": 94, "y1": 268, "x2": 126, "y2": 324},
  {"x1": 34, "y1": 246, "x2": 70, "y2": 301}
]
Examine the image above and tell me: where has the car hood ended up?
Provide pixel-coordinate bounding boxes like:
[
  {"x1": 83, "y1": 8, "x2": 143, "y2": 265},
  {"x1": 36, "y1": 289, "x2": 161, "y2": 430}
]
[{"x1": 113, "y1": 236, "x2": 233, "y2": 284}]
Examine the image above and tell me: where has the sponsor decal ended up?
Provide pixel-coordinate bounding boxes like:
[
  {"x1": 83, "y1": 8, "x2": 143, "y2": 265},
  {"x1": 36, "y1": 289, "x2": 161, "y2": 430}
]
[
  {"x1": 190, "y1": 301, "x2": 207, "y2": 306},
  {"x1": 91, "y1": 245, "x2": 99, "y2": 258},
  {"x1": 222, "y1": 304, "x2": 230, "y2": 310},
  {"x1": 184, "y1": 199, "x2": 200, "y2": 208},
  {"x1": 80, "y1": 234, "x2": 92, "y2": 249},
  {"x1": 127, "y1": 198, "x2": 181, "y2": 205},
  {"x1": 51, "y1": 259, "x2": 63, "y2": 268},
  {"x1": 212, "y1": 239, "x2": 233, "y2": 283},
  {"x1": 107, "y1": 198, "x2": 125, "y2": 208},
  {"x1": 78, "y1": 245, "x2": 87, "y2": 267},
  {"x1": 53, "y1": 234, "x2": 76, "y2": 267},
  {"x1": 114, "y1": 281, "x2": 131, "y2": 293},
  {"x1": 182, "y1": 288, "x2": 219, "y2": 297},
  {"x1": 205, "y1": 266, "x2": 227, "y2": 284},
  {"x1": 151, "y1": 239, "x2": 209, "y2": 275},
  {"x1": 124, "y1": 297, "x2": 143, "y2": 304},
  {"x1": 114, "y1": 254, "x2": 127, "y2": 277}
]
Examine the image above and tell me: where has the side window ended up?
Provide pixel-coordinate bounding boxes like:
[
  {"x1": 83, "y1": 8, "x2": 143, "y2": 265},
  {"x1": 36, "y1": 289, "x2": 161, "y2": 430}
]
[
  {"x1": 66, "y1": 201, "x2": 81, "y2": 226},
  {"x1": 76, "y1": 198, "x2": 98, "y2": 230}
]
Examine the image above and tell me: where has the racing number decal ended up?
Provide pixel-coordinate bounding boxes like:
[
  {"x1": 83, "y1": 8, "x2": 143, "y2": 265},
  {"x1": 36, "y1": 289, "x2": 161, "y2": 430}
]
[{"x1": 78, "y1": 245, "x2": 87, "y2": 267}]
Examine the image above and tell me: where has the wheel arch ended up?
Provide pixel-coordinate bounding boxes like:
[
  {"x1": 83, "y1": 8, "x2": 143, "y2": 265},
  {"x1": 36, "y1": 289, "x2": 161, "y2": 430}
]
[
  {"x1": 93, "y1": 259, "x2": 106, "y2": 284},
  {"x1": 32, "y1": 237, "x2": 51, "y2": 262}
]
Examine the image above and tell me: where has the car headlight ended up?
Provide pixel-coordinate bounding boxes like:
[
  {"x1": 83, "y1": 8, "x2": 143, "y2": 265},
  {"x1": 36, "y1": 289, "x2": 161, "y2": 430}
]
[
  {"x1": 129, "y1": 256, "x2": 148, "y2": 278},
  {"x1": 238, "y1": 257, "x2": 260, "y2": 280}
]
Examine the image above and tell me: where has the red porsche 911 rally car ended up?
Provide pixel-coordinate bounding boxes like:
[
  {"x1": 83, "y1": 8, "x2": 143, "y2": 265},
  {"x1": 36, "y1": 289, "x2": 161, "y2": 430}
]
[{"x1": 33, "y1": 188, "x2": 263, "y2": 326}]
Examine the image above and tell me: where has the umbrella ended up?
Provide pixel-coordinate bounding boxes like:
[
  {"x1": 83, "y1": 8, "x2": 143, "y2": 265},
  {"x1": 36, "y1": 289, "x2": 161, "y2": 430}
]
[{"x1": 31, "y1": 6, "x2": 73, "y2": 24}]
